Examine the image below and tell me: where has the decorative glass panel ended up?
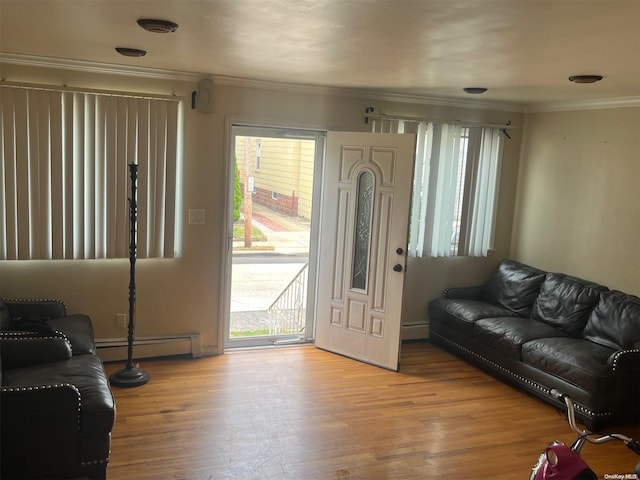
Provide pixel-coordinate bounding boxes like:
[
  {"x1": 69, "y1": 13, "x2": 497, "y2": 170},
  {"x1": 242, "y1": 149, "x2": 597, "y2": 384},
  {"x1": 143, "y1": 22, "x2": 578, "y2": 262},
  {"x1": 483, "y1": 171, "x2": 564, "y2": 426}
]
[{"x1": 352, "y1": 171, "x2": 374, "y2": 290}]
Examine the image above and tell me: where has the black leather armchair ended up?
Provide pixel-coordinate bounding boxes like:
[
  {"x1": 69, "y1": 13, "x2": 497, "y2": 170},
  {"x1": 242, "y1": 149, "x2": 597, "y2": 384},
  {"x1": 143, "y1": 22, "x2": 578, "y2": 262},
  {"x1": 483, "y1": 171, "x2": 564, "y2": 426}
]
[{"x1": 0, "y1": 299, "x2": 116, "y2": 480}]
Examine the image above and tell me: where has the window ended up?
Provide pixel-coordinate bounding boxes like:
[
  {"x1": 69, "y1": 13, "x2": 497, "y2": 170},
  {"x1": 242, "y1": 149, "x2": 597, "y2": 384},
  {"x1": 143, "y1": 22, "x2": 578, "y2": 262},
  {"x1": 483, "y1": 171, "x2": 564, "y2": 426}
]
[
  {"x1": 409, "y1": 123, "x2": 503, "y2": 257},
  {"x1": 372, "y1": 118, "x2": 504, "y2": 258},
  {"x1": 0, "y1": 85, "x2": 183, "y2": 260},
  {"x1": 352, "y1": 170, "x2": 374, "y2": 290}
]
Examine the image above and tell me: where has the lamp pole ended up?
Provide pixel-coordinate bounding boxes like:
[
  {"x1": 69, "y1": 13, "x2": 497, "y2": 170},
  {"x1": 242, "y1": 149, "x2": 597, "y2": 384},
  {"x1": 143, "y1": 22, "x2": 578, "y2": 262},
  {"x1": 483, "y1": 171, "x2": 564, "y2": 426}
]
[{"x1": 109, "y1": 163, "x2": 149, "y2": 387}]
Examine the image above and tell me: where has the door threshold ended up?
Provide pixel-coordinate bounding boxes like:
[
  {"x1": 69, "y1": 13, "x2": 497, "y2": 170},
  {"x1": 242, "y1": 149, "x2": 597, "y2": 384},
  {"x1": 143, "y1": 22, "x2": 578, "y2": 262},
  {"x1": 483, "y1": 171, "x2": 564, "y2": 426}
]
[{"x1": 224, "y1": 342, "x2": 315, "y2": 353}]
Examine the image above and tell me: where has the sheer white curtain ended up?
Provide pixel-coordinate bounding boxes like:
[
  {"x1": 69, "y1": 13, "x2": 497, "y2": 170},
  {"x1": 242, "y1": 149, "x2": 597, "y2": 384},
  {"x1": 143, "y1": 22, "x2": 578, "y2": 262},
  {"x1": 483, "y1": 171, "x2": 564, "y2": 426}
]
[
  {"x1": 422, "y1": 123, "x2": 463, "y2": 257},
  {"x1": 0, "y1": 85, "x2": 182, "y2": 260},
  {"x1": 371, "y1": 118, "x2": 503, "y2": 258}
]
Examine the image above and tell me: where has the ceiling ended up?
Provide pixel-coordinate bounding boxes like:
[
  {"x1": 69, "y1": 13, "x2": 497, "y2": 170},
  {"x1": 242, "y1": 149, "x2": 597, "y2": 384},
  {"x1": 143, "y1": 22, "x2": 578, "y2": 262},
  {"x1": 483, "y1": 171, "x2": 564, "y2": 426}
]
[{"x1": 1, "y1": 0, "x2": 639, "y2": 109}]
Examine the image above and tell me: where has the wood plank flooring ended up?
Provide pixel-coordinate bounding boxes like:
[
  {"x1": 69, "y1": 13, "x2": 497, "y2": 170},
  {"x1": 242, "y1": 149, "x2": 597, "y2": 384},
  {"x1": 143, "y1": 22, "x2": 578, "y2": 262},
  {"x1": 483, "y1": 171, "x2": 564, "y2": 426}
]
[{"x1": 103, "y1": 342, "x2": 640, "y2": 480}]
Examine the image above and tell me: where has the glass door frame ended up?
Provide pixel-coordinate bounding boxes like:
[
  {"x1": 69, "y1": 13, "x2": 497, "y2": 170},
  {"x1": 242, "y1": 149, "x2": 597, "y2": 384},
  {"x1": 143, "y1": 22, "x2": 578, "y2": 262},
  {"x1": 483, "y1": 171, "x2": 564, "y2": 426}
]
[{"x1": 219, "y1": 122, "x2": 326, "y2": 350}]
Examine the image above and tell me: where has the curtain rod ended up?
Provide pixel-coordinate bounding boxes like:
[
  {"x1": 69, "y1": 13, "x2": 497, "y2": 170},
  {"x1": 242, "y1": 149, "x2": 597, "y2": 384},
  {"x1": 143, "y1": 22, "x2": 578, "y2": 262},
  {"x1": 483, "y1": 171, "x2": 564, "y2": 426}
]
[
  {"x1": 364, "y1": 108, "x2": 516, "y2": 130},
  {"x1": 1, "y1": 80, "x2": 183, "y2": 102}
]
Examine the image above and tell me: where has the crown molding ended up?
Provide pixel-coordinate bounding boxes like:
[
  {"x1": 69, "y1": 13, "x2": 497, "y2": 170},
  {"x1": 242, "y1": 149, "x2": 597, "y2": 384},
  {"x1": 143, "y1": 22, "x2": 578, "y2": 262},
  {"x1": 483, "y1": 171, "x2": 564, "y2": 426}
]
[
  {"x1": 213, "y1": 74, "x2": 525, "y2": 113},
  {"x1": 0, "y1": 52, "x2": 202, "y2": 82},
  {"x1": 15, "y1": 52, "x2": 637, "y2": 113},
  {"x1": 525, "y1": 96, "x2": 640, "y2": 113}
]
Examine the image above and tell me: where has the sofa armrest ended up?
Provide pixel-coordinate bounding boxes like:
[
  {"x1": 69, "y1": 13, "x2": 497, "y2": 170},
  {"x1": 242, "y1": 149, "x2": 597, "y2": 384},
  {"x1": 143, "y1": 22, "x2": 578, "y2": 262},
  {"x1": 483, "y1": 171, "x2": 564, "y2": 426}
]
[
  {"x1": 443, "y1": 285, "x2": 485, "y2": 300},
  {"x1": 0, "y1": 332, "x2": 73, "y2": 369},
  {"x1": 607, "y1": 349, "x2": 640, "y2": 373},
  {"x1": 607, "y1": 349, "x2": 640, "y2": 423},
  {"x1": 2, "y1": 298, "x2": 67, "y2": 322},
  {"x1": 1, "y1": 383, "x2": 82, "y2": 478}
]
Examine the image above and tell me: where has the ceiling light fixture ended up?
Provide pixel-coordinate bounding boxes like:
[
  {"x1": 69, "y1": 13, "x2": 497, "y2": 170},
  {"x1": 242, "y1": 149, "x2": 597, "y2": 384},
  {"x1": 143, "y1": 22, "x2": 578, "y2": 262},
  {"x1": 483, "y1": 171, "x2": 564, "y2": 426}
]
[
  {"x1": 568, "y1": 75, "x2": 603, "y2": 84},
  {"x1": 137, "y1": 18, "x2": 179, "y2": 33},
  {"x1": 463, "y1": 87, "x2": 488, "y2": 94},
  {"x1": 116, "y1": 47, "x2": 147, "y2": 57}
]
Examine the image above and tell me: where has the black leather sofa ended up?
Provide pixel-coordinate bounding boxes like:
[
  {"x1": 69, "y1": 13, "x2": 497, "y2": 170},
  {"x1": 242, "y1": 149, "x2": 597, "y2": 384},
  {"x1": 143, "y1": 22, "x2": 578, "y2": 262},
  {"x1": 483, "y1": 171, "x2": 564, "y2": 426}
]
[
  {"x1": 428, "y1": 259, "x2": 640, "y2": 430},
  {"x1": 0, "y1": 298, "x2": 116, "y2": 480}
]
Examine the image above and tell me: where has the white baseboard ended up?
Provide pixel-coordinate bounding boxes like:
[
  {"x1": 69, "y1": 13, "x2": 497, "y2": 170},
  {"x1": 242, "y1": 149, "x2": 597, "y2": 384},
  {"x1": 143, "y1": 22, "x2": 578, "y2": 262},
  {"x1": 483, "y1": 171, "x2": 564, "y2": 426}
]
[
  {"x1": 96, "y1": 334, "x2": 202, "y2": 362},
  {"x1": 402, "y1": 323, "x2": 430, "y2": 340}
]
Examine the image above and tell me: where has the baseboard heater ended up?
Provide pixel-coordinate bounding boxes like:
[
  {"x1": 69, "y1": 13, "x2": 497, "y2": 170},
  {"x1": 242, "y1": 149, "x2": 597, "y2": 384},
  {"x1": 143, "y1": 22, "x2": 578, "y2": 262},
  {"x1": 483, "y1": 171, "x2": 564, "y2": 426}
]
[{"x1": 95, "y1": 334, "x2": 202, "y2": 362}]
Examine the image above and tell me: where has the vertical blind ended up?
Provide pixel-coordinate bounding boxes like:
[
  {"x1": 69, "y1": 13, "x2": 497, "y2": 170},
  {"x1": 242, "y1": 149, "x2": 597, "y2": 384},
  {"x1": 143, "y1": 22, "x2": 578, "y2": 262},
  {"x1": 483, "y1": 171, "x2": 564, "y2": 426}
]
[
  {"x1": 0, "y1": 85, "x2": 183, "y2": 260},
  {"x1": 372, "y1": 118, "x2": 504, "y2": 257}
]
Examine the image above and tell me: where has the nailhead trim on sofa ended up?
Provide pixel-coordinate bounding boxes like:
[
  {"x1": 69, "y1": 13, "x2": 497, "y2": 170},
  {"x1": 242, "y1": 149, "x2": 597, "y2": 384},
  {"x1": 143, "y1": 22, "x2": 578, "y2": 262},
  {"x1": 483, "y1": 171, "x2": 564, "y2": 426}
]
[
  {"x1": 2, "y1": 298, "x2": 67, "y2": 308},
  {"x1": 610, "y1": 349, "x2": 640, "y2": 372},
  {"x1": 431, "y1": 331, "x2": 613, "y2": 419},
  {"x1": 80, "y1": 458, "x2": 108, "y2": 466}
]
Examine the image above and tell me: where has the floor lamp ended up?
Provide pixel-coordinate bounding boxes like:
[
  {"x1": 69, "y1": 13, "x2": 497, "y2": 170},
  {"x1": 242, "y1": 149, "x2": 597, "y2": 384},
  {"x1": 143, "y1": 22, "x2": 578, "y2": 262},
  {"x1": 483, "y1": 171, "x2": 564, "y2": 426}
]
[{"x1": 109, "y1": 163, "x2": 149, "y2": 387}]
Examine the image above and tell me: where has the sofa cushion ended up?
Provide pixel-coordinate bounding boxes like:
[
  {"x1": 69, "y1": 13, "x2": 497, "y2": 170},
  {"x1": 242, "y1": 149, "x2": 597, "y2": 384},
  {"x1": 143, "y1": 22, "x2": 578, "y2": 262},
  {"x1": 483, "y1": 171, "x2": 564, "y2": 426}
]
[
  {"x1": 532, "y1": 273, "x2": 607, "y2": 337},
  {"x1": 2, "y1": 354, "x2": 115, "y2": 436},
  {"x1": 8, "y1": 315, "x2": 57, "y2": 334},
  {"x1": 3, "y1": 299, "x2": 67, "y2": 321},
  {"x1": 583, "y1": 290, "x2": 640, "y2": 351},
  {"x1": 482, "y1": 260, "x2": 546, "y2": 317},
  {"x1": 522, "y1": 337, "x2": 615, "y2": 391},
  {"x1": 475, "y1": 317, "x2": 568, "y2": 359},
  {"x1": 429, "y1": 298, "x2": 514, "y2": 336}
]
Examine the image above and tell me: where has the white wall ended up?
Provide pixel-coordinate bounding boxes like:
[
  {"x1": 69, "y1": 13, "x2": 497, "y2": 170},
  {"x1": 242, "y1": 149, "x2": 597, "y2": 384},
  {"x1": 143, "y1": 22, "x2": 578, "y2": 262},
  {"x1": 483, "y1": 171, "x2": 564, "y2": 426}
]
[
  {"x1": 0, "y1": 63, "x2": 523, "y2": 353},
  {"x1": 511, "y1": 107, "x2": 640, "y2": 295}
]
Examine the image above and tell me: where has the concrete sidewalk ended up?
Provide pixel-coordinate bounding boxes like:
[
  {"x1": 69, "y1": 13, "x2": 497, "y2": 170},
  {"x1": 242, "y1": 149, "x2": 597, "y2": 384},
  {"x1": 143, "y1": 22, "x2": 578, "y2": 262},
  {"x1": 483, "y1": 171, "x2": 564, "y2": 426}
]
[{"x1": 232, "y1": 203, "x2": 311, "y2": 257}]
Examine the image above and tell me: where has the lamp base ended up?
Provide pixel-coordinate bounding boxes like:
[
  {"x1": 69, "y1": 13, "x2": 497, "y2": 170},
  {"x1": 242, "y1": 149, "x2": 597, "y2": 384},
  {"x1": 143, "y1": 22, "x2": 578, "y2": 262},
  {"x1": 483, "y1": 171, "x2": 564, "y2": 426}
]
[{"x1": 109, "y1": 366, "x2": 149, "y2": 387}]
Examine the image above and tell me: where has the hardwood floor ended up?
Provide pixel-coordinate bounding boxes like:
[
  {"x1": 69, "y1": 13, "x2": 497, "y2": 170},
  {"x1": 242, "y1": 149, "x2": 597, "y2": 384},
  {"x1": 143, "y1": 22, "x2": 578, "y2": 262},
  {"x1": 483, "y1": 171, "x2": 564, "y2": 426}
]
[{"x1": 103, "y1": 342, "x2": 639, "y2": 480}]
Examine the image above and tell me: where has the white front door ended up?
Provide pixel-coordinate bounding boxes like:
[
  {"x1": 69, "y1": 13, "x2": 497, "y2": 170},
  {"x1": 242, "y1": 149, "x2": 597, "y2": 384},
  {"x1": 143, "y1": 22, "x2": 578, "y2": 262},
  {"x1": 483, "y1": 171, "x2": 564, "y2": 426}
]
[{"x1": 315, "y1": 132, "x2": 416, "y2": 371}]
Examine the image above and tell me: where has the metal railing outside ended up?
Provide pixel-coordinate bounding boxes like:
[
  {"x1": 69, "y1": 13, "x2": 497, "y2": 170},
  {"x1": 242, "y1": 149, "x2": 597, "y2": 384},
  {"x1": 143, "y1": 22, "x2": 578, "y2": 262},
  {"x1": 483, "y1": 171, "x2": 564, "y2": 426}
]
[{"x1": 268, "y1": 263, "x2": 308, "y2": 335}]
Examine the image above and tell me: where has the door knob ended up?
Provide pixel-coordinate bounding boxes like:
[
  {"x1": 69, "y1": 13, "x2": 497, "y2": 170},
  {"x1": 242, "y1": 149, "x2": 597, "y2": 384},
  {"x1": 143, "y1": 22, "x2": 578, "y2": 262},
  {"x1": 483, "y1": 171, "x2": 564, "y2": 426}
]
[
  {"x1": 393, "y1": 264, "x2": 403, "y2": 272},
  {"x1": 396, "y1": 247, "x2": 404, "y2": 255}
]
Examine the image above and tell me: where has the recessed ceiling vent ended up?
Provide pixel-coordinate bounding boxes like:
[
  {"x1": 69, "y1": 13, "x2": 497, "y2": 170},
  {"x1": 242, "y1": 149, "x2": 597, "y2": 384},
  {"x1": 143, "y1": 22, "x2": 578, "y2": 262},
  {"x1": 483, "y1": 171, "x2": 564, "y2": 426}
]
[
  {"x1": 115, "y1": 47, "x2": 147, "y2": 57},
  {"x1": 568, "y1": 75, "x2": 603, "y2": 84},
  {"x1": 463, "y1": 87, "x2": 488, "y2": 94},
  {"x1": 137, "y1": 19, "x2": 179, "y2": 33}
]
